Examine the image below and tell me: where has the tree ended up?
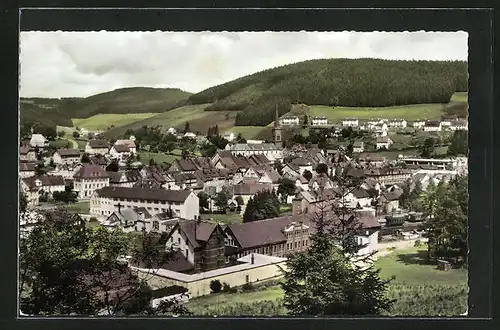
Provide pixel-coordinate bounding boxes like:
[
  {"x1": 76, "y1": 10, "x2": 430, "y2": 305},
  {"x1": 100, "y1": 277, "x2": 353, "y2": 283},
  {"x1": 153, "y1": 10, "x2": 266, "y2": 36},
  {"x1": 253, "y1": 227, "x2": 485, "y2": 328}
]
[
  {"x1": 35, "y1": 164, "x2": 47, "y2": 176},
  {"x1": 420, "y1": 137, "x2": 436, "y2": 158},
  {"x1": 20, "y1": 192, "x2": 28, "y2": 213},
  {"x1": 303, "y1": 170, "x2": 313, "y2": 181},
  {"x1": 236, "y1": 133, "x2": 246, "y2": 143},
  {"x1": 316, "y1": 163, "x2": 328, "y2": 174},
  {"x1": 52, "y1": 185, "x2": 78, "y2": 203},
  {"x1": 81, "y1": 153, "x2": 91, "y2": 163},
  {"x1": 277, "y1": 178, "x2": 296, "y2": 203},
  {"x1": 73, "y1": 131, "x2": 80, "y2": 139},
  {"x1": 208, "y1": 135, "x2": 229, "y2": 149},
  {"x1": 280, "y1": 158, "x2": 394, "y2": 316},
  {"x1": 106, "y1": 161, "x2": 119, "y2": 172},
  {"x1": 210, "y1": 280, "x2": 222, "y2": 293},
  {"x1": 184, "y1": 121, "x2": 190, "y2": 133},
  {"x1": 57, "y1": 130, "x2": 66, "y2": 138},
  {"x1": 235, "y1": 196, "x2": 244, "y2": 206},
  {"x1": 214, "y1": 187, "x2": 232, "y2": 213},
  {"x1": 303, "y1": 114, "x2": 308, "y2": 126},
  {"x1": 149, "y1": 158, "x2": 157, "y2": 167},
  {"x1": 274, "y1": 160, "x2": 284, "y2": 176},
  {"x1": 198, "y1": 191, "x2": 209, "y2": 211},
  {"x1": 243, "y1": 190, "x2": 280, "y2": 223},
  {"x1": 447, "y1": 130, "x2": 468, "y2": 156},
  {"x1": 424, "y1": 175, "x2": 468, "y2": 265},
  {"x1": 19, "y1": 210, "x2": 189, "y2": 316}
]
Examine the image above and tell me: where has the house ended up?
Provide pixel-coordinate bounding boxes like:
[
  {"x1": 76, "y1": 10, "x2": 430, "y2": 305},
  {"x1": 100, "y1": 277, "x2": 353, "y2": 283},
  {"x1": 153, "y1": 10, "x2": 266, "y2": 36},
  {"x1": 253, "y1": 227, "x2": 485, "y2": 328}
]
[
  {"x1": 164, "y1": 220, "x2": 226, "y2": 272},
  {"x1": 20, "y1": 145, "x2": 37, "y2": 162},
  {"x1": 138, "y1": 166, "x2": 179, "y2": 190},
  {"x1": 107, "y1": 170, "x2": 141, "y2": 188},
  {"x1": 279, "y1": 115, "x2": 300, "y2": 126},
  {"x1": 364, "y1": 168, "x2": 412, "y2": 186},
  {"x1": 169, "y1": 158, "x2": 213, "y2": 174},
  {"x1": 342, "y1": 118, "x2": 359, "y2": 127},
  {"x1": 224, "y1": 210, "x2": 381, "y2": 259},
  {"x1": 167, "y1": 127, "x2": 177, "y2": 135},
  {"x1": 52, "y1": 148, "x2": 81, "y2": 165},
  {"x1": 90, "y1": 155, "x2": 109, "y2": 168},
  {"x1": 85, "y1": 140, "x2": 110, "y2": 155},
  {"x1": 136, "y1": 211, "x2": 180, "y2": 234},
  {"x1": 225, "y1": 143, "x2": 283, "y2": 161},
  {"x1": 400, "y1": 157, "x2": 455, "y2": 171},
  {"x1": 379, "y1": 190, "x2": 402, "y2": 214},
  {"x1": 102, "y1": 206, "x2": 154, "y2": 232},
  {"x1": 73, "y1": 164, "x2": 110, "y2": 199},
  {"x1": 223, "y1": 132, "x2": 235, "y2": 142},
  {"x1": 115, "y1": 140, "x2": 137, "y2": 154},
  {"x1": 358, "y1": 154, "x2": 386, "y2": 168},
  {"x1": 109, "y1": 144, "x2": 132, "y2": 160},
  {"x1": 21, "y1": 175, "x2": 66, "y2": 195},
  {"x1": 184, "y1": 132, "x2": 197, "y2": 139},
  {"x1": 376, "y1": 136, "x2": 393, "y2": 150},
  {"x1": 424, "y1": 121, "x2": 442, "y2": 132},
  {"x1": 232, "y1": 183, "x2": 273, "y2": 212},
  {"x1": 352, "y1": 141, "x2": 364, "y2": 153},
  {"x1": 19, "y1": 162, "x2": 36, "y2": 178},
  {"x1": 412, "y1": 120, "x2": 426, "y2": 129},
  {"x1": 374, "y1": 123, "x2": 389, "y2": 137},
  {"x1": 388, "y1": 119, "x2": 407, "y2": 129},
  {"x1": 29, "y1": 134, "x2": 48, "y2": 148},
  {"x1": 311, "y1": 116, "x2": 329, "y2": 126},
  {"x1": 449, "y1": 119, "x2": 468, "y2": 131},
  {"x1": 90, "y1": 187, "x2": 199, "y2": 221},
  {"x1": 47, "y1": 163, "x2": 82, "y2": 180}
]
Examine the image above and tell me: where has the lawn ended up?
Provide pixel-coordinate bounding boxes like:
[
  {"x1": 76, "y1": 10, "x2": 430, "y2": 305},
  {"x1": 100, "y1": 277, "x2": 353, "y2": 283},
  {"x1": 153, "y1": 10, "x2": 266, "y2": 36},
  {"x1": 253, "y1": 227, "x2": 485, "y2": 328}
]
[
  {"x1": 138, "y1": 151, "x2": 180, "y2": 166},
  {"x1": 450, "y1": 92, "x2": 468, "y2": 103},
  {"x1": 72, "y1": 113, "x2": 158, "y2": 131},
  {"x1": 309, "y1": 103, "x2": 445, "y2": 123},
  {"x1": 226, "y1": 126, "x2": 267, "y2": 140},
  {"x1": 374, "y1": 246, "x2": 468, "y2": 285},
  {"x1": 185, "y1": 285, "x2": 284, "y2": 314},
  {"x1": 201, "y1": 212, "x2": 243, "y2": 225},
  {"x1": 66, "y1": 201, "x2": 91, "y2": 214}
]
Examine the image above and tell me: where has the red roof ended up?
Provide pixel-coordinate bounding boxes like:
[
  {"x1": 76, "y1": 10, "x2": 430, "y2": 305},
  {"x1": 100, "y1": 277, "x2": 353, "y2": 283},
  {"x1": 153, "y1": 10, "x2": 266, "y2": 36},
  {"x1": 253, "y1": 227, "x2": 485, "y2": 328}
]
[{"x1": 74, "y1": 164, "x2": 108, "y2": 179}]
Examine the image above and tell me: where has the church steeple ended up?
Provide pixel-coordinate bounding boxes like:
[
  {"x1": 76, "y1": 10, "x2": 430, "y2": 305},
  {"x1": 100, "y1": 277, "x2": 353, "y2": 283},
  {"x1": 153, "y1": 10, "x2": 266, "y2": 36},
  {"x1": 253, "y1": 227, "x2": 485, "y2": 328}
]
[{"x1": 272, "y1": 105, "x2": 282, "y2": 145}]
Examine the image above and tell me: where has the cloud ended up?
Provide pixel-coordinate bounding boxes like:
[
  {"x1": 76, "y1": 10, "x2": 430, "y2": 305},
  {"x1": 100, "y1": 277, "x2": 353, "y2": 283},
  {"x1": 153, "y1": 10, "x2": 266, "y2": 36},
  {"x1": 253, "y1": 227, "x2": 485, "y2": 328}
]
[{"x1": 19, "y1": 31, "x2": 468, "y2": 98}]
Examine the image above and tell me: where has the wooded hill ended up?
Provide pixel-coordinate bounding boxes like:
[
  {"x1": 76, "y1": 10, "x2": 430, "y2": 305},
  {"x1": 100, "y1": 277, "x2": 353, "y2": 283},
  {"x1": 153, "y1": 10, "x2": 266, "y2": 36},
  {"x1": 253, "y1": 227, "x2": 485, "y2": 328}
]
[
  {"x1": 20, "y1": 87, "x2": 192, "y2": 128},
  {"x1": 187, "y1": 58, "x2": 468, "y2": 126}
]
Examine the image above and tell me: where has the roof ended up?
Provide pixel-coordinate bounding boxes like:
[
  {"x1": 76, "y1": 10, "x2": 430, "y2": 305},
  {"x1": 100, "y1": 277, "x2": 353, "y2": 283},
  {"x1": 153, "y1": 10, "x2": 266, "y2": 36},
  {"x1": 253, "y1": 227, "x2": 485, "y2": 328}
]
[
  {"x1": 55, "y1": 148, "x2": 81, "y2": 157},
  {"x1": 20, "y1": 162, "x2": 36, "y2": 171},
  {"x1": 176, "y1": 159, "x2": 198, "y2": 172},
  {"x1": 425, "y1": 121, "x2": 441, "y2": 127},
  {"x1": 174, "y1": 221, "x2": 219, "y2": 249},
  {"x1": 20, "y1": 145, "x2": 34, "y2": 155},
  {"x1": 88, "y1": 140, "x2": 109, "y2": 149},
  {"x1": 292, "y1": 157, "x2": 312, "y2": 167},
  {"x1": 30, "y1": 134, "x2": 46, "y2": 143},
  {"x1": 113, "y1": 144, "x2": 130, "y2": 153},
  {"x1": 23, "y1": 175, "x2": 65, "y2": 188},
  {"x1": 115, "y1": 139, "x2": 136, "y2": 148},
  {"x1": 359, "y1": 153, "x2": 386, "y2": 162},
  {"x1": 95, "y1": 186, "x2": 192, "y2": 203},
  {"x1": 376, "y1": 136, "x2": 391, "y2": 143},
  {"x1": 233, "y1": 183, "x2": 273, "y2": 195},
  {"x1": 382, "y1": 190, "x2": 402, "y2": 201},
  {"x1": 227, "y1": 211, "x2": 381, "y2": 249},
  {"x1": 90, "y1": 155, "x2": 108, "y2": 166},
  {"x1": 74, "y1": 164, "x2": 108, "y2": 179}
]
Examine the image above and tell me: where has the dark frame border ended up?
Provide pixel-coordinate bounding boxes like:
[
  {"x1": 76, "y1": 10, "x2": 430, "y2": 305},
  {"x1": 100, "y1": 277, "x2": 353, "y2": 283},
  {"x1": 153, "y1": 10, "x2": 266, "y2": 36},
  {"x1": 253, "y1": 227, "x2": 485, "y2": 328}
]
[{"x1": 0, "y1": 3, "x2": 496, "y2": 330}]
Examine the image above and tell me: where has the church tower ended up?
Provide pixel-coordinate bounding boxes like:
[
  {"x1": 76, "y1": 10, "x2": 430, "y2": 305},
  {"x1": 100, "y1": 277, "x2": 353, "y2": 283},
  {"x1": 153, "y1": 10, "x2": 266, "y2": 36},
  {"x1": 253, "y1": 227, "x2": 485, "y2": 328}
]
[{"x1": 272, "y1": 106, "x2": 282, "y2": 145}]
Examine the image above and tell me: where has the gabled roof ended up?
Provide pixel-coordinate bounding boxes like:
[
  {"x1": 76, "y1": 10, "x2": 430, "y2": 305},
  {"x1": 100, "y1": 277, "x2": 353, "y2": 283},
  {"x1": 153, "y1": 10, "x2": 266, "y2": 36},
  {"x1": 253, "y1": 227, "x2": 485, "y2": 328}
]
[
  {"x1": 233, "y1": 183, "x2": 273, "y2": 196},
  {"x1": 115, "y1": 139, "x2": 136, "y2": 148},
  {"x1": 112, "y1": 144, "x2": 130, "y2": 153},
  {"x1": 23, "y1": 175, "x2": 65, "y2": 188},
  {"x1": 88, "y1": 140, "x2": 109, "y2": 149},
  {"x1": 20, "y1": 145, "x2": 34, "y2": 155},
  {"x1": 74, "y1": 164, "x2": 108, "y2": 179},
  {"x1": 55, "y1": 148, "x2": 81, "y2": 157},
  {"x1": 20, "y1": 162, "x2": 36, "y2": 172},
  {"x1": 171, "y1": 221, "x2": 221, "y2": 249}
]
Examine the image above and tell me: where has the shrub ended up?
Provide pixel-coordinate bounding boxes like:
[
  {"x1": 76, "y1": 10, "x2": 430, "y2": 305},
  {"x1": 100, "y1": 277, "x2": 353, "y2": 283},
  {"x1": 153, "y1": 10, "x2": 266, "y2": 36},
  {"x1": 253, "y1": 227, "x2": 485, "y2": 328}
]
[
  {"x1": 210, "y1": 280, "x2": 222, "y2": 293},
  {"x1": 242, "y1": 282, "x2": 254, "y2": 292},
  {"x1": 414, "y1": 240, "x2": 422, "y2": 247},
  {"x1": 222, "y1": 282, "x2": 237, "y2": 293},
  {"x1": 89, "y1": 217, "x2": 98, "y2": 223}
]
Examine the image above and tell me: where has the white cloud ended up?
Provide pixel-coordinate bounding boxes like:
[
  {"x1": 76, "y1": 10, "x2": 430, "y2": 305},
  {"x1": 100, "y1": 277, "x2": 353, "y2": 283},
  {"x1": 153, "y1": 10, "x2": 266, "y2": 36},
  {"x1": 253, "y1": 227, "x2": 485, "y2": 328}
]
[{"x1": 19, "y1": 31, "x2": 468, "y2": 98}]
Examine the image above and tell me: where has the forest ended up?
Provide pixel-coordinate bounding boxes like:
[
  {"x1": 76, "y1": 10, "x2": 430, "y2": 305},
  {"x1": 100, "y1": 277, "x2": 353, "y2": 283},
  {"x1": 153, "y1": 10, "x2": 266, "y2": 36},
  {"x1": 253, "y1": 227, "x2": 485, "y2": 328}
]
[{"x1": 187, "y1": 58, "x2": 468, "y2": 126}]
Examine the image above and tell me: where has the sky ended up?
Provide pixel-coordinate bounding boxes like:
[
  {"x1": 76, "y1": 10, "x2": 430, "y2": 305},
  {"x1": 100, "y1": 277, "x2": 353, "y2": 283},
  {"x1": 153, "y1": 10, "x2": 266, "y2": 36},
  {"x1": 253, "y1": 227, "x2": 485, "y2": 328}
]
[{"x1": 19, "y1": 31, "x2": 468, "y2": 98}]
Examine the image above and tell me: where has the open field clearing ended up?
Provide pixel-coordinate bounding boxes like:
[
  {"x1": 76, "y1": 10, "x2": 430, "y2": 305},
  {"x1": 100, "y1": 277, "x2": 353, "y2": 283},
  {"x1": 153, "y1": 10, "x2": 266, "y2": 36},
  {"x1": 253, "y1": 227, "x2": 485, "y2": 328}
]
[
  {"x1": 72, "y1": 113, "x2": 158, "y2": 131},
  {"x1": 225, "y1": 126, "x2": 267, "y2": 140},
  {"x1": 309, "y1": 103, "x2": 445, "y2": 123},
  {"x1": 450, "y1": 92, "x2": 468, "y2": 103},
  {"x1": 138, "y1": 151, "x2": 180, "y2": 166}
]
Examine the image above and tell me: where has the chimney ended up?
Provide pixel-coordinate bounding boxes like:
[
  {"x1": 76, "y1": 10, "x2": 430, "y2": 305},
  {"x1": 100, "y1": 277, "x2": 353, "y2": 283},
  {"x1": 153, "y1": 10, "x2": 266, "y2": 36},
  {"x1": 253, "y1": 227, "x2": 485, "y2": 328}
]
[{"x1": 251, "y1": 253, "x2": 254, "y2": 264}]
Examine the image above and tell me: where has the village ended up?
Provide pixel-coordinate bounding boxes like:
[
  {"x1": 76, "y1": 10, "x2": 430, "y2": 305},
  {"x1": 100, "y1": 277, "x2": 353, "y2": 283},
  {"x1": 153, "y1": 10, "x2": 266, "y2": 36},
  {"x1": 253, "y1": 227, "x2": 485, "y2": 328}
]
[{"x1": 19, "y1": 106, "x2": 468, "y2": 306}]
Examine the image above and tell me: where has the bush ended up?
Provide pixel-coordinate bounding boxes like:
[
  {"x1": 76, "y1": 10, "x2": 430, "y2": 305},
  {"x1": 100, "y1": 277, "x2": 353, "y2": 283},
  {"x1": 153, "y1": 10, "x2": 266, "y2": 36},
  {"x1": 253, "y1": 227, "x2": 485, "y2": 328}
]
[
  {"x1": 242, "y1": 282, "x2": 254, "y2": 292},
  {"x1": 89, "y1": 217, "x2": 98, "y2": 223},
  {"x1": 210, "y1": 280, "x2": 222, "y2": 293},
  {"x1": 414, "y1": 240, "x2": 422, "y2": 247},
  {"x1": 222, "y1": 282, "x2": 237, "y2": 293}
]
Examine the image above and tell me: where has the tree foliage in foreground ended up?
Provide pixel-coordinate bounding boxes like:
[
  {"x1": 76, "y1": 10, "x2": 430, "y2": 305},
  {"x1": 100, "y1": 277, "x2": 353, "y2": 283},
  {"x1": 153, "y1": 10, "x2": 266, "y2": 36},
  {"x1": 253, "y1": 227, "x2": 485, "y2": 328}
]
[
  {"x1": 19, "y1": 209, "x2": 190, "y2": 316},
  {"x1": 280, "y1": 163, "x2": 394, "y2": 316},
  {"x1": 243, "y1": 190, "x2": 280, "y2": 223}
]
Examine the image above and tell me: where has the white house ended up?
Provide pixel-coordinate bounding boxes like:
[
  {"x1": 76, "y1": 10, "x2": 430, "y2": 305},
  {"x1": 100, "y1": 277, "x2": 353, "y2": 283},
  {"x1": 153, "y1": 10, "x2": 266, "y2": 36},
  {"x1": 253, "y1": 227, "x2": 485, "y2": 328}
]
[
  {"x1": 226, "y1": 143, "x2": 283, "y2": 161},
  {"x1": 223, "y1": 132, "x2": 235, "y2": 142},
  {"x1": 19, "y1": 162, "x2": 36, "y2": 178},
  {"x1": 47, "y1": 164, "x2": 82, "y2": 180},
  {"x1": 449, "y1": 119, "x2": 468, "y2": 131},
  {"x1": 90, "y1": 187, "x2": 199, "y2": 221},
  {"x1": 280, "y1": 115, "x2": 300, "y2": 126},
  {"x1": 388, "y1": 119, "x2": 407, "y2": 129},
  {"x1": 85, "y1": 140, "x2": 110, "y2": 155},
  {"x1": 311, "y1": 117, "x2": 329, "y2": 126},
  {"x1": 376, "y1": 136, "x2": 393, "y2": 150},
  {"x1": 73, "y1": 164, "x2": 110, "y2": 199},
  {"x1": 21, "y1": 175, "x2": 66, "y2": 195},
  {"x1": 29, "y1": 134, "x2": 48, "y2": 148},
  {"x1": 184, "y1": 132, "x2": 197, "y2": 139},
  {"x1": 114, "y1": 140, "x2": 137, "y2": 154},
  {"x1": 342, "y1": 118, "x2": 359, "y2": 127},
  {"x1": 20, "y1": 145, "x2": 37, "y2": 162},
  {"x1": 52, "y1": 148, "x2": 81, "y2": 165},
  {"x1": 424, "y1": 121, "x2": 442, "y2": 132},
  {"x1": 167, "y1": 127, "x2": 177, "y2": 135},
  {"x1": 412, "y1": 120, "x2": 426, "y2": 129},
  {"x1": 109, "y1": 144, "x2": 133, "y2": 160},
  {"x1": 353, "y1": 141, "x2": 364, "y2": 153}
]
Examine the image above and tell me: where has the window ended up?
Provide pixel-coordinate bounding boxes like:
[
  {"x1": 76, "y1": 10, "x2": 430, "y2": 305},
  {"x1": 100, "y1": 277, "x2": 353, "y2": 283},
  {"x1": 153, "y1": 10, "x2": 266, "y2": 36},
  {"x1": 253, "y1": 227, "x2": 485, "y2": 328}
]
[
  {"x1": 294, "y1": 242, "x2": 297, "y2": 249},
  {"x1": 178, "y1": 237, "x2": 181, "y2": 244},
  {"x1": 186, "y1": 249, "x2": 189, "y2": 259},
  {"x1": 245, "y1": 275, "x2": 249, "y2": 283},
  {"x1": 153, "y1": 221, "x2": 159, "y2": 231}
]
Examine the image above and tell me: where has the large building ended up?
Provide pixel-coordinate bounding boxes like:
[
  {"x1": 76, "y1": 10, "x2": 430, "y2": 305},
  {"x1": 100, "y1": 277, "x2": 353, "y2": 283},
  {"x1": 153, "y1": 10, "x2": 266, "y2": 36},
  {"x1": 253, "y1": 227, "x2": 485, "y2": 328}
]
[
  {"x1": 74, "y1": 164, "x2": 110, "y2": 199},
  {"x1": 272, "y1": 107, "x2": 282, "y2": 145},
  {"x1": 90, "y1": 187, "x2": 199, "y2": 220},
  {"x1": 85, "y1": 140, "x2": 110, "y2": 155},
  {"x1": 52, "y1": 148, "x2": 81, "y2": 165},
  {"x1": 225, "y1": 143, "x2": 283, "y2": 161}
]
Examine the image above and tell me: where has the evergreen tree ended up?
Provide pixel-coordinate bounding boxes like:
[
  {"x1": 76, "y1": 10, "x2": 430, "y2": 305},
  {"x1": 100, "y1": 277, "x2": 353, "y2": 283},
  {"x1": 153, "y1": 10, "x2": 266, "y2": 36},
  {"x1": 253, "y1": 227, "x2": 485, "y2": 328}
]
[
  {"x1": 303, "y1": 170, "x2": 313, "y2": 181},
  {"x1": 243, "y1": 190, "x2": 280, "y2": 223},
  {"x1": 184, "y1": 121, "x2": 190, "y2": 133},
  {"x1": 277, "y1": 178, "x2": 296, "y2": 203},
  {"x1": 198, "y1": 191, "x2": 209, "y2": 211},
  {"x1": 447, "y1": 130, "x2": 468, "y2": 156}
]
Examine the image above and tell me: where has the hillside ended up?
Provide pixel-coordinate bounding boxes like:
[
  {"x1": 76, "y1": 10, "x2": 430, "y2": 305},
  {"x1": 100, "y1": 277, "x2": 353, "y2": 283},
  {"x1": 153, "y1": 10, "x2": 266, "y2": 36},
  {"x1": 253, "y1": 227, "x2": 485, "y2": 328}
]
[
  {"x1": 58, "y1": 87, "x2": 192, "y2": 119},
  {"x1": 187, "y1": 58, "x2": 468, "y2": 126},
  {"x1": 19, "y1": 87, "x2": 192, "y2": 128}
]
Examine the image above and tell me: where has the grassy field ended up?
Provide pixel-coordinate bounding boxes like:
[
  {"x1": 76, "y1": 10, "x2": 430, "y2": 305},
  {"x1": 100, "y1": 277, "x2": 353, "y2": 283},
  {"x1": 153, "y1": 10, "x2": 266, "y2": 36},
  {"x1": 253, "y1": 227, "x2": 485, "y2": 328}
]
[
  {"x1": 186, "y1": 286, "x2": 284, "y2": 313},
  {"x1": 226, "y1": 126, "x2": 267, "y2": 140},
  {"x1": 450, "y1": 92, "x2": 468, "y2": 103},
  {"x1": 309, "y1": 103, "x2": 445, "y2": 123},
  {"x1": 66, "y1": 201, "x2": 91, "y2": 214},
  {"x1": 138, "y1": 151, "x2": 180, "y2": 166},
  {"x1": 375, "y1": 246, "x2": 467, "y2": 285},
  {"x1": 201, "y1": 212, "x2": 243, "y2": 225},
  {"x1": 72, "y1": 113, "x2": 158, "y2": 131}
]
